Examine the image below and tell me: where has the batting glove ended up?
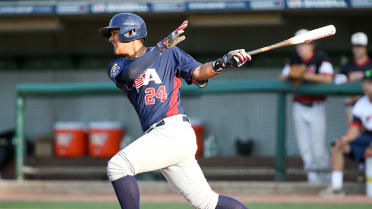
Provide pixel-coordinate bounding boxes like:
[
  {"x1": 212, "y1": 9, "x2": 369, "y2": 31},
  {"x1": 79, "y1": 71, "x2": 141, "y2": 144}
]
[
  {"x1": 157, "y1": 20, "x2": 188, "y2": 52},
  {"x1": 212, "y1": 49, "x2": 251, "y2": 72}
]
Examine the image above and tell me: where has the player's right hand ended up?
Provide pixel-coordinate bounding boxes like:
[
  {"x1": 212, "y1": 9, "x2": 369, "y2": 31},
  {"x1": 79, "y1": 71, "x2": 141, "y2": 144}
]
[{"x1": 157, "y1": 20, "x2": 188, "y2": 52}]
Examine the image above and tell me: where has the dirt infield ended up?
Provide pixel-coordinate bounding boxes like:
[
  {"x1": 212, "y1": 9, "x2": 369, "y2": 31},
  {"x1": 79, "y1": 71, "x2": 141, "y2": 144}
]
[
  {"x1": 1, "y1": 192, "x2": 372, "y2": 204},
  {"x1": 1, "y1": 180, "x2": 372, "y2": 204}
]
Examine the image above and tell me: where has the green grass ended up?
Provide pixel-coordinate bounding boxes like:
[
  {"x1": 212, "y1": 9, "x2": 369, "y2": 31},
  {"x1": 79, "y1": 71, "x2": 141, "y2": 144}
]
[{"x1": 0, "y1": 202, "x2": 371, "y2": 209}]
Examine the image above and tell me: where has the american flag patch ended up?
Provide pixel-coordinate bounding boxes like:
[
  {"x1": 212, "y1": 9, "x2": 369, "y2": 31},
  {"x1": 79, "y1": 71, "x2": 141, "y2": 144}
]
[{"x1": 134, "y1": 72, "x2": 146, "y2": 89}]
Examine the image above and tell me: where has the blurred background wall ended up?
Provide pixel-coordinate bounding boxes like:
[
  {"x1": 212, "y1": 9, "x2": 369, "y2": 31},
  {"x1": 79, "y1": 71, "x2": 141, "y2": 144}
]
[{"x1": 1, "y1": 0, "x2": 371, "y2": 156}]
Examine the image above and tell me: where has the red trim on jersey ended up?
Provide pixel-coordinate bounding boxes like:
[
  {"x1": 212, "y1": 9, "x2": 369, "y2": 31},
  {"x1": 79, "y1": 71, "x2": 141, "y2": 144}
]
[
  {"x1": 166, "y1": 77, "x2": 182, "y2": 117},
  {"x1": 353, "y1": 57, "x2": 370, "y2": 67},
  {"x1": 351, "y1": 121, "x2": 362, "y2": 129}
]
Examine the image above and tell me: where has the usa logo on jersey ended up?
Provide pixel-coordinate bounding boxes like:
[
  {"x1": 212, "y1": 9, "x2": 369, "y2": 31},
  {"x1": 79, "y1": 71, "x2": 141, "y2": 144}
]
[{"x1": 134, "y1": 68, "x2": 162, "y2": 89}]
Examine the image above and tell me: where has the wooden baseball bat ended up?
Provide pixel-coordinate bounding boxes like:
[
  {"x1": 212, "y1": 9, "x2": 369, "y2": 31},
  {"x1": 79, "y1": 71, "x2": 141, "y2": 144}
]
[{"x1": 246, "y1": 25, "x2": 336, "y2": 56}]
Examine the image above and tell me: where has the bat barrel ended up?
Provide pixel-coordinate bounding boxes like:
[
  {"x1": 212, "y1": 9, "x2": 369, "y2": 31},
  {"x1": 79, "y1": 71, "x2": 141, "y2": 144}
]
[{"x1": 246, "y1": 25, "x2": 336, "y2": 56}]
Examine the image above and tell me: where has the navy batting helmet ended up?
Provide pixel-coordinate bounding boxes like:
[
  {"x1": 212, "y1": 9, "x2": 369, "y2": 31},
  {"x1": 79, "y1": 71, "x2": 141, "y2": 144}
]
[{"x1": 99, "y1": 13, "x2": 147, "y2": 42}]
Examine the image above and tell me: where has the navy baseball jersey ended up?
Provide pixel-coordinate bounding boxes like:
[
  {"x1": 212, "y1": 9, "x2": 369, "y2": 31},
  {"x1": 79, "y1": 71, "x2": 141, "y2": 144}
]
[
  {"x1": 289, "y1": 49, "x2": 334, "y2": 103},
  {"x1": 107, "y1": 46, "x2": 201, "y2": 131},
  {"x1": 340, "y1": 58, "x2": 372, "y2": 78}
]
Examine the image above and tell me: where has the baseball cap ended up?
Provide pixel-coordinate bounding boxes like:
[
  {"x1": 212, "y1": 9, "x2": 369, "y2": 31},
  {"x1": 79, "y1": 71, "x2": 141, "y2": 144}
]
[
  {"x1": 363, "y1": 70, "x2": 372, "y2": 80},
  {"x1": 295, "y1": 29, "x2": 308, "y2": 36},
  {"x1": 351, "y1": 32, "x2": 368, "y2": 46}
]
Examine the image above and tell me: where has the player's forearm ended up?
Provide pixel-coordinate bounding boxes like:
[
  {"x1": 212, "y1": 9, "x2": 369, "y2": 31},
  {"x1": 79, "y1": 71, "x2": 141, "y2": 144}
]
[
  {"x1": 303, "y1": 73, "x2": 333, "y2": 83},
  {"x1": 192, "y1": 62, "x2": 218, "y2": 81},
  {"x1": 193, "y1": 49, "x2": 251, "y2": 81}
]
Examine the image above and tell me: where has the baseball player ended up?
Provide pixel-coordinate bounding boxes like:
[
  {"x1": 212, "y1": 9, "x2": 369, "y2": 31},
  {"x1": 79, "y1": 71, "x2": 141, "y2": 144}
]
[
  {"x1": 320, "y1": 70, "x2": 372, "y2": 196},
  {"x1": 99, "y1": 13, "x2": 251, "y2": 209},
  {"x1": 338, "y1": 32, "x2": 372, "y2": 124},
  {"x1": 280, "y1": 29, "x2": 334, "y2": 183},
  {"x1": 340, "y1": 32, "x2": 371, "y2": 83}
]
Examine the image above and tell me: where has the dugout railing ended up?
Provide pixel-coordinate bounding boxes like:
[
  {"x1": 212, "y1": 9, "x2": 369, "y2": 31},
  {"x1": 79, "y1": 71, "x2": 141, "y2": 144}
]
[{"x1": 15, "y1": 80, "x2": 363, "y2": 181}]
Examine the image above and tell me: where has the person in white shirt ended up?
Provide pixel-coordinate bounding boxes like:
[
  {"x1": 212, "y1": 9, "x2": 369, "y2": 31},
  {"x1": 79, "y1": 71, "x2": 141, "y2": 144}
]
[{"x1": 321, "y1": 70, "x2": 372, "y2": 196}]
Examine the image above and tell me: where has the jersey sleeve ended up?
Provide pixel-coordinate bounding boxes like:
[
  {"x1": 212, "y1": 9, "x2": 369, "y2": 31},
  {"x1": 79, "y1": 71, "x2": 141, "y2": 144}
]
[
  {"x1": 107, "y1": 59, "x2": 128, "y2": 85},
  {"x1": 281, "y1": 64, "x2": 291, "y2": 76},
  {"x1": 351, "y1": 116, "x2": 363, "y2": 129},
  {"x1": 318, "y1": 51, "x2": 334, "y2": 75},
  {"x1": 173, "y1": 47, "x2": 202, "y2": 85},
  {"x1": 319, "y1": 61, "x2": 334, "y2": 75},
  {"x1": 351, "y1": 99, "x2": 363, "y2": 128}
]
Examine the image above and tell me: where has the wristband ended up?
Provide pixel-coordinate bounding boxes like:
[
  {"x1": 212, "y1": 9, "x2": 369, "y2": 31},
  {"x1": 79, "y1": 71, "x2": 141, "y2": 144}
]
[
  {"x1": 192, "y1": 76, "x2": 208, "y2": 88},
  {"x1": 156, "y1": 39, "x2": 168, "y2": 53},
  {"x1": 212, "y1": 56, "x2": 226, "y2": 72}
]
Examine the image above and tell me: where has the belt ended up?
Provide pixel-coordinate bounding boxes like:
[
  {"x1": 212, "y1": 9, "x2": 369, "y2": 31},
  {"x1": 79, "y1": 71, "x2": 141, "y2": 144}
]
[{"x1": 145, "y1": 115, "x2": 190, "y2": 134}]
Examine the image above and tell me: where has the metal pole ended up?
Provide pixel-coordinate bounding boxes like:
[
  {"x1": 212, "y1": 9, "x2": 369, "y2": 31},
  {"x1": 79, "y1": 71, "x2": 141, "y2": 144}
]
[
  {"x1": 16, "y1": 96, "x2": 25, "y2": 181},
  {"x1": 275, "y1": 93, "x2": 287, "y2": 181}
]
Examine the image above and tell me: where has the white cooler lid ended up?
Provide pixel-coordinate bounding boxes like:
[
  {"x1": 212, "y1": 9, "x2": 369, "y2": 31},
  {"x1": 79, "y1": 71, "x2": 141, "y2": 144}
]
[
  {"x1": 88, "y1": 121, "x2": 123, "y2": 129},
  {"x1": 54, "y1": 121, "x2": 85, "y2": 130}
]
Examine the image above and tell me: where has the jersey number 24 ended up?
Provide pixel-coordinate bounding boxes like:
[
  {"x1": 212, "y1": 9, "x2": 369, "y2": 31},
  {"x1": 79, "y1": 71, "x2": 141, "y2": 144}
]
[{"x1": 145, "y1": 86, "x2": 167, "y2": 105}]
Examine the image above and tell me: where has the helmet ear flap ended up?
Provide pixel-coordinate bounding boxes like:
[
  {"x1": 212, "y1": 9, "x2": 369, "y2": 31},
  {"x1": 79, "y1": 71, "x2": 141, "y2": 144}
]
[
  {"x1": 127, "y1": 29, "x2": 137, "y2": 37},
  {"x1": 120, "y1": 29, "x2": 137, "y2": 41}
]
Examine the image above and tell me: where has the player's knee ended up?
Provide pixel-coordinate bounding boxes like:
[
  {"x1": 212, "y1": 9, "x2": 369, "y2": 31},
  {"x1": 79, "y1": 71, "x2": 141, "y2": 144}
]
[
  {"x1": 331, "y1": 140, "x2": 342, "y2": 150},
  {"x1": 187, "y1": 190, "x2": 219, "y2": 209},
  {"x1": 107, "y1": 152, "x2": 135, "y2": 181},
  {"x1": 331, "y1": 144, "x2": 340, "y2": 155}
]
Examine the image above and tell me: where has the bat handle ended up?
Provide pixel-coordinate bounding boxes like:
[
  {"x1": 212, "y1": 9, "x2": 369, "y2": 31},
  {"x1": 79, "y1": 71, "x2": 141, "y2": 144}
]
[
  {"x1": 246, "y1": 49, "x2": 262, "y2": 56},
  {"x1": 246, "y1": 46, "x2": 272, "y2": 56},
  {"x1": 246, "y1": 39, "x2": 291, "y2": 56}
]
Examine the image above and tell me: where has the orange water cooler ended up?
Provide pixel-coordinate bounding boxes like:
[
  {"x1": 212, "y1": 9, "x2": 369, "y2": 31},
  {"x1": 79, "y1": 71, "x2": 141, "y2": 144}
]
[
  {"x1": 54, "y1": 122, "x2": 86, "y2": 157},
  {"x1": 191, "y1": 120, "x2": 205, "y2": 157},
  {"x1": 88, "y1": 121, "x2": 124, "y2": 157}
]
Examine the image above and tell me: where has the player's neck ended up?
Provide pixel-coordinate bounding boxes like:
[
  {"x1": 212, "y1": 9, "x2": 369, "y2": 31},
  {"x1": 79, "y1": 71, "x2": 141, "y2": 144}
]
[{"x1": 127, "y1": 44, "x2": 147, "y2": 60}]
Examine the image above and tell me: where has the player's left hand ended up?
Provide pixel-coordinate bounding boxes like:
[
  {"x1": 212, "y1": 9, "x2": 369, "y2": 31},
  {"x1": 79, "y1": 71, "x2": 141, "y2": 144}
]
[
  {"x1": 227, "y1": 49, "x2": 251, "y2": 68},
  {"x1": 212, "y1": 49, "x2": 251, "y2": 72},
  {"x1": 157, "y1": 20, "x2": 188, "y2": 52}
]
